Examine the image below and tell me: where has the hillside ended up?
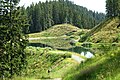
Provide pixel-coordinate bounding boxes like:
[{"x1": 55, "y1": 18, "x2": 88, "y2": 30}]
[
  {"x1": 2, "y1": 0, "x2": 120, "y2": 79},
  {"x1": 29, "y1": 24, "x2": 89, "y2": 49},
  {"x1": 29, "y1": 24, "x2": 88, "y2": 37},
  {"x1": 29, "y1": 24, "x2": 78, "y2": 37},
  {"x1": 81, "y1": 17, "x2": 120, "y2": 43},
  {"x1": 62, "y1": 17, "x2": 120, "y2": 80},
  {"x1": 14, "y1": 46, "x2": 85, "y2": 80},
  {"x1": 26, "y1": 0, "x2": 105, "y2": 33},
  {"x1": 63, "y1": 47, "x2": 120, "y2": 80}
]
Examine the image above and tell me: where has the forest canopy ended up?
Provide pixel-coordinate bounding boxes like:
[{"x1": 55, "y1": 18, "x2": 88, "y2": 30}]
[{"x1": 26, "y1": 0, "x2": 105, "y2": 33}]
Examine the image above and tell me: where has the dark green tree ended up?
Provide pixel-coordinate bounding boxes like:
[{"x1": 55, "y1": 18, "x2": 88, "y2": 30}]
[
  {"x1": 0, "y1": 0, "x2": 29, "y2": 78},
  {"x1": 26, "y1": 0, "x2": 105, "y2": 33},
  {"x1": 106, "y1": 0, "x2": 120, "y2": 17}
]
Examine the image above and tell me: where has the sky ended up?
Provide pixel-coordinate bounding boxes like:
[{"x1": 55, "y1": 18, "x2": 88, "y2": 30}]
[{"x1": 18, "y1": 0, "x2": 106, "y2": 13}]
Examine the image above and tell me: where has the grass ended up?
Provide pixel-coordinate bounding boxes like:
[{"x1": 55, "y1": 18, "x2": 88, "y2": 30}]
[
  {"x1": 11, "y1": 18, "x2": 120, "y2": 80},
  {"x1": 79, "y1": 42, "x2": 120, "y2": 55},
  {"x1": 29, "y1": 24, "x2": 89, "y2": 50},
  {"x1": 29, "y1": 38, "x2": 73, "y2": 49},
  {"x1": 89, "y1": 17, "x2": 120, "y2": 43},
  {"x1": 25, "y1": 47, "x2": 72, "y2": 79},
  {"x1": 10, "y1": 46, "x2": 83, "y2": 80},
  {"x1": 29, "y1": 24, "x2": 89, "y2": 38},
  {"x1": 80, "y1": 17, "x2": 120, "y2": 43},
  {"x1": 49, "y1": 58, "x2": 78, "y2": 78},
  {"x1": 9, "y1": 77, "x2": 39, "y2": 80},
  {"x1": 29, "y1": 24, "x2": 80, "y2": 38},
  {"x1": 63, "y1": 47, "x2": 120, "y2": 80},
  {"x1": 80, "y1": 18, "x2": 110, "y2": 42}
]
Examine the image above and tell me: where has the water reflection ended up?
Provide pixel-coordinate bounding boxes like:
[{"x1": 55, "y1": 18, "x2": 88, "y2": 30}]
[
  {"x1": 29, "y1": 43, "x2": 94, "y2": 59},
  {"x1": 29, "y1": 43, "x2": 51, "y2": 47},
  {"x1": 81, "y1": 51, "x2": 94, "y2": 58}
]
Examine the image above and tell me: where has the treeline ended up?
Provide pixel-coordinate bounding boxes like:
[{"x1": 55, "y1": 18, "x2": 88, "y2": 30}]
[
  {"x1": 106, "y1": 0, "x2": 120, "y2": 17},
  {"x1": 26, "y1": 0, "x2": 105, "y2": 33},
  {"x1": 0, "y1": 0, "x2": 29, "y2": 78}
]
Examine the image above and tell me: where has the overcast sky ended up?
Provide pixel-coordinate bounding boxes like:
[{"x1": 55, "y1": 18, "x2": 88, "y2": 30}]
[{"x1": 18, "y1": 0, "x2": 106, "y2": 13}]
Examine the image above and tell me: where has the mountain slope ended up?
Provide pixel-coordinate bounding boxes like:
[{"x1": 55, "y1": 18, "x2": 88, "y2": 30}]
[
  {"x1": 27, "y1": 0, "x2": 105, "y2": 33},
  {"x1": 63, "y1": 47, "x2": 120, "y2": 80},
  {"x1": 81, "y1": 17, "x2": 120, "y2": 43},
  {"x1": 29, "y1": 24, "x2": 89, "y2": 49},
  {"x1": 29, "y1": 24, "x2": 82, "y2": 37},
  {"x1": 16, "y1": 46, "x2": 85, "y2": 79}
]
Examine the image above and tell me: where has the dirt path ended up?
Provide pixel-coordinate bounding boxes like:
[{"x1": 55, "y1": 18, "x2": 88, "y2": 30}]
[
  {"x1": 29, "y1": 37, "x2": 59, "y2": 40},
  {"x1": 72, "y1": 54, "x2": 85, "y2": 63},
  {"x1": 37, "y1": 78, "x2": 62, "y2": 80}
]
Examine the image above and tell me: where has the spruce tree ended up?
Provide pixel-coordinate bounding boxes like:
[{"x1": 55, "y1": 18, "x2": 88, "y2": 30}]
[
  {"x1": 106, "y1": 0, "x2": 120, "y2": 17},
  {"x1": 0, "y1": 0, "x2": 29, "y2": 78},
  {"x1": 26, "y1": 0, "x2": 105, "y2": 33}
]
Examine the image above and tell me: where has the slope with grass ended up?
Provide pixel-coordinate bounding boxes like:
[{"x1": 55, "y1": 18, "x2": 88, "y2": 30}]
[
  {"x1": 29, "y1": 38, "x2": 73, "y2": 49},
  {"x1": 81, "y1": 17, "x2": 120, "y2": 43},
  {"x1": 29, "y1": 24, "x2": 89, "y2": 49},
  {"x1": 63, "y1": 47, "x2": 120, "y2": 80},
  {"x1": 62, "y1": 17, "x2": 120, "y2": 80},
  {"x1": 14, "y1": 46, "x2": 85, "y2": 80},
  {"x1": 29, "y1": 24, "x2": 88, "y2": 37},
  {"x1": 29, "y1": 24, "x2": 78, "y2": 37}
]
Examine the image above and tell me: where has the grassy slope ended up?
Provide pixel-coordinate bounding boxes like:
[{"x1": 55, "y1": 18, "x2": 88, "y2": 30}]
[
  {"x1": 81, "y1": 17, "x2": 120, "y2": 43},
  {"x1": 29, "y1": 38, "x2": 73, "y2": 49},
  {"x1": 29, "y1": 24, "x2": 89, "y2": 49},
  {"x1": 29, "y1": 24, "x2": 81, "y2": 37},
  {"x1": 63, "y1": 17, "x2": 120, "y2": 80},
  {"x1": 63, "y1": 47, "x2": 120, "y2": 80},
  {"x1": 15, "y1": 46, "x2": 83, "y2": 79}
]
